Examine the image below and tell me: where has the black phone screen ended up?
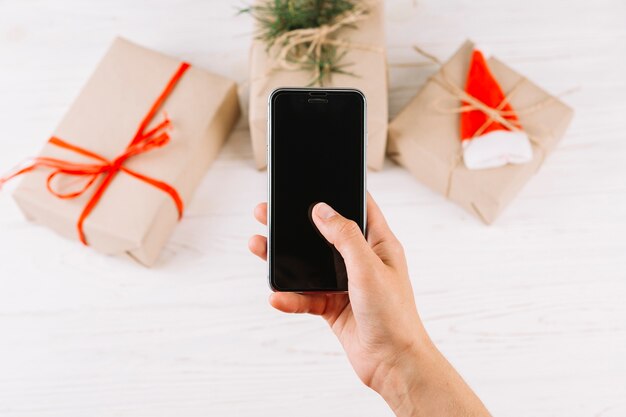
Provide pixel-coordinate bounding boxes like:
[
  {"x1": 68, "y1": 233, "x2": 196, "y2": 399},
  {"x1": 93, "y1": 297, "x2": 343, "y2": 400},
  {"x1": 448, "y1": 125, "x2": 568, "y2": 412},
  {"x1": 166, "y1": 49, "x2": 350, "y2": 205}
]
[{"x1": 269, "y1": 89, "x2": 366, "y2": 292}]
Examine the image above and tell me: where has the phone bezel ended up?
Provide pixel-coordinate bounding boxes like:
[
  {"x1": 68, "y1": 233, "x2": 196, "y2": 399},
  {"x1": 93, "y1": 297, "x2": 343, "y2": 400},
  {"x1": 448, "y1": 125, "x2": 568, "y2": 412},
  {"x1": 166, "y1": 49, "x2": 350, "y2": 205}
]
[{"x1": 266, "y1": 87, "x2": 367, "y2": 293}]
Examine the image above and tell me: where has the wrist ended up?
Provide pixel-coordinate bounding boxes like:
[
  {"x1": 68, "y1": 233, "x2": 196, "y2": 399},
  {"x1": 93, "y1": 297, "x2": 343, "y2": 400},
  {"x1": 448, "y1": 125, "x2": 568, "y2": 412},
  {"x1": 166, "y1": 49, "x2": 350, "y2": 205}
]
[
  {"x1": 369, "y1": 335, "x2": 438, "y2": 416},
  {"x1": 370, "y1": 336, "x2": 491, "y2": 417}
]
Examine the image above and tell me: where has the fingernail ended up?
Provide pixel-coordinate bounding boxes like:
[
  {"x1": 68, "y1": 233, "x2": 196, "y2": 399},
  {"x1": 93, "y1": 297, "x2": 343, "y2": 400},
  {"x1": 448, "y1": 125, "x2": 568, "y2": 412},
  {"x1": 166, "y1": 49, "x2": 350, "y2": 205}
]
[{"x1": 316, "y1": 202, "x2": 336, "y2": 219}]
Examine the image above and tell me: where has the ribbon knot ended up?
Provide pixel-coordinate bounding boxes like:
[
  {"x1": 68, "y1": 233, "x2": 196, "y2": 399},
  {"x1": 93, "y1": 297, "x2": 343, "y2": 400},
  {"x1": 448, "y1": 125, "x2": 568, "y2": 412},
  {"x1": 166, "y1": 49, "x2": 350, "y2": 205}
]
[
  {"x1": 1, "y1": 62, "x2": 190, "y2": 245},
  {"x1": 270, "y1": 4, "x2": 382, "y2": 84}
]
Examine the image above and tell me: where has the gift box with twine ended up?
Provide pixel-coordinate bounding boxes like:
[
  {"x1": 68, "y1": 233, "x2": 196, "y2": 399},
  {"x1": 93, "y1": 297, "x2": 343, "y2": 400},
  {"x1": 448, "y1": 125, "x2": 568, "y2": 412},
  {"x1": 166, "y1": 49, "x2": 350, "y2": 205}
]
[{"x1": 388, "y1": 40, "x2": 574, "y2": 223}]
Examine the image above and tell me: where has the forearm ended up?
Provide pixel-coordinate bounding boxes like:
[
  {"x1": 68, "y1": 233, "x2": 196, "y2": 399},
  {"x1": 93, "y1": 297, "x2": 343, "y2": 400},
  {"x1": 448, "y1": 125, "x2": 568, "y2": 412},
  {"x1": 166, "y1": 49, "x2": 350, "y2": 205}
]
[{"x1": 371, "y1": 339, "x2": 491, "y2": 417}]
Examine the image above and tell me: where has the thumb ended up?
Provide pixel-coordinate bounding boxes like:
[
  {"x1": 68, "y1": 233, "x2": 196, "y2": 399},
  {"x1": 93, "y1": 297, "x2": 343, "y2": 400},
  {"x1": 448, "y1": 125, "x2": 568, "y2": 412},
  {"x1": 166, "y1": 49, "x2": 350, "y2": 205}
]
[{"x1": 311, "y1": 202, "x2": 377, "y2": 268}]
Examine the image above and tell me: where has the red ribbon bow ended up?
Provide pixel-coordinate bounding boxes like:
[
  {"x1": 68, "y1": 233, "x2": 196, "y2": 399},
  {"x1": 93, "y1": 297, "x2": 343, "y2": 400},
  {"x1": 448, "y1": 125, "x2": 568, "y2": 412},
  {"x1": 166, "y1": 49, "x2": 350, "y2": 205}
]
[{"x1": 0, "y1": 62, "x2": 191, "y2": 245}]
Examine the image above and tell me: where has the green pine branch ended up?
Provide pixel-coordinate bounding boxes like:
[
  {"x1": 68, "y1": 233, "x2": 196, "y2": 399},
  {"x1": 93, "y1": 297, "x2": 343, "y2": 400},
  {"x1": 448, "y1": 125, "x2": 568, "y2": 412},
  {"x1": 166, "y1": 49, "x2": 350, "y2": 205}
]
[{"x1": 240, "y1": 0, "x2": 359, "y2": 85}]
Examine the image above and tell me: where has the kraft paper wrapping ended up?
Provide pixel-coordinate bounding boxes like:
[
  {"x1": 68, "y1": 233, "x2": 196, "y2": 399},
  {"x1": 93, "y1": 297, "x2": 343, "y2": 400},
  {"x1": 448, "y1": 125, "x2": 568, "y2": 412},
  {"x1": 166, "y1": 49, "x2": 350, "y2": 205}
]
[
  {"x1": 388, "y1": 40, "x2": 574, "y2": 223},
  {"x1": 12, "y1": 38, "x2": 240, "y2": 266},
  {"x1": 248, "y1": 0, "x2": 388, "y2": 170}
]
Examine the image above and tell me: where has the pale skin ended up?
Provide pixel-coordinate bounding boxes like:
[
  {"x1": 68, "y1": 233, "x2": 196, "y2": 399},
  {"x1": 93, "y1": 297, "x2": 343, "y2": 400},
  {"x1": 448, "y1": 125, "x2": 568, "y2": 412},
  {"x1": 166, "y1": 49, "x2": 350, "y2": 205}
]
[{"x1": 248, "y1": 194, "x2": 491, "y2": 417}]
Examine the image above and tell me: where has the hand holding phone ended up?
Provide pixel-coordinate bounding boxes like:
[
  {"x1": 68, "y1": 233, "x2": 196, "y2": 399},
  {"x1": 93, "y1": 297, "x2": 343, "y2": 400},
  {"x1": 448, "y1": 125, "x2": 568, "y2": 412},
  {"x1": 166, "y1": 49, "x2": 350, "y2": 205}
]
[{"x1": 248, "y1": 195, "x2": 492, "y2": 417}]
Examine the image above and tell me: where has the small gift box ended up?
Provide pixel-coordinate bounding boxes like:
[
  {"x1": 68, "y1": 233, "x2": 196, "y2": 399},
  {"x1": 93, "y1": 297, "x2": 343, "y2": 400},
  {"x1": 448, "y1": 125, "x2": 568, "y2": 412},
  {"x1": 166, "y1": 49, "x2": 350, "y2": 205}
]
[
  {"x1": 3, "y1": 37, "x2": 240, "y2": 266},
  {"x1": 388, "y1": 40, "x2": 574, "y2": 223},
  {"x1": 247, "y1": 0, "x2": 388, "y2": 170}
]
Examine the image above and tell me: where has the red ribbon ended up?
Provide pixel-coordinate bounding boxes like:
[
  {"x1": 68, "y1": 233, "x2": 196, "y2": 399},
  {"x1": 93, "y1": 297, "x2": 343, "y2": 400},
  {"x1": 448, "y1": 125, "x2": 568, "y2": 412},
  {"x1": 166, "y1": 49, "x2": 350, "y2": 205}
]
[{"x1": 0, "y1": 62, "x2": 191, "y2": 245}]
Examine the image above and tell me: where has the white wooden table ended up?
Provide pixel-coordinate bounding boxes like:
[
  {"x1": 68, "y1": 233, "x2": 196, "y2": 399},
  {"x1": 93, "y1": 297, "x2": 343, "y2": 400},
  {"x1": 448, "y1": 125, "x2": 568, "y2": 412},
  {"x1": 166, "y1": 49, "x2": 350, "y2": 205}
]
[{"x1": 1, "y1": 1, "x2": 625, "y2": 416}]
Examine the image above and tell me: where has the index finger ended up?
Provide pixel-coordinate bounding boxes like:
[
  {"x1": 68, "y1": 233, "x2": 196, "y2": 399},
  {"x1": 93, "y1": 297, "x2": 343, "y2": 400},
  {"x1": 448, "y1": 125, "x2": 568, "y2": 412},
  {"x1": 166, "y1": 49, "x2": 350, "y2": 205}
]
[{"x1": 254, "y1": 202, "x2": 267, "y2": 226}]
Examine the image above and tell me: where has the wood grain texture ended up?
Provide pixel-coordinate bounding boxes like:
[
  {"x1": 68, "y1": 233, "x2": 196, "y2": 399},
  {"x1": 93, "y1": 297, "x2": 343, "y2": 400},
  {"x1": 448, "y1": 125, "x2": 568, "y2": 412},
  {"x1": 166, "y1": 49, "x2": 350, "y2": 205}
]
[{"x1": 0, "y1": 0, "x2": 625, "y2": 416}]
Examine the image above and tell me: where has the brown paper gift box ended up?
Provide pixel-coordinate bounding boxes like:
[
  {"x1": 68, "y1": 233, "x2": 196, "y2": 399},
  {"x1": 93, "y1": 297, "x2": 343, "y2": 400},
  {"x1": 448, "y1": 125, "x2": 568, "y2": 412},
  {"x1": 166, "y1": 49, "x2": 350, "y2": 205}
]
[
  {"x1": 248, "y1": 0, "x2": 388, "y2": 170},
  {"x1": 11, "y1": 37, "x2": 240, "y2": 266},
  {"x1": 388, "y1": 40, "x2": 574, "y2": 223}
]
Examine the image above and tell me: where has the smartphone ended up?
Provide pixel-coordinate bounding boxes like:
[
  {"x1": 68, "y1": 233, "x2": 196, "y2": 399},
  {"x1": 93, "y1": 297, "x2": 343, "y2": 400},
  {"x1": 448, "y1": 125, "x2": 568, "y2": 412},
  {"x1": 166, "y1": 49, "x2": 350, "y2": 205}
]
[{"x1": 267, "y1": 88, "x2": 367, "y2": 292}]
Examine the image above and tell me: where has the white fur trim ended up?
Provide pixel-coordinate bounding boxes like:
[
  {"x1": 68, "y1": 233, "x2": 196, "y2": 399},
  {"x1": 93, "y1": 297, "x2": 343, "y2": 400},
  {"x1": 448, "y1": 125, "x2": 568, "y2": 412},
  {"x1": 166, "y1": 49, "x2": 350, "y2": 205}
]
[{"x1": 462, "y1": 130, "x2": 533, "y2": 170}]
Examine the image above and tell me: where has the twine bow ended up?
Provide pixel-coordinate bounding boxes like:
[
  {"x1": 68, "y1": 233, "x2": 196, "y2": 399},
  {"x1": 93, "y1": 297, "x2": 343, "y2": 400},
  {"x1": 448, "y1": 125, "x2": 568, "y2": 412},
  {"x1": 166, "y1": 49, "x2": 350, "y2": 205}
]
[
  {"x1": 0, "y1": 62, "x2": 190, "y2": 245},
  {"x1": 413, "y1": 45, "x2": 532, "y2": 139},
  {"x1": 270, "y1": 4, "x2": 382, "y2": 84}
]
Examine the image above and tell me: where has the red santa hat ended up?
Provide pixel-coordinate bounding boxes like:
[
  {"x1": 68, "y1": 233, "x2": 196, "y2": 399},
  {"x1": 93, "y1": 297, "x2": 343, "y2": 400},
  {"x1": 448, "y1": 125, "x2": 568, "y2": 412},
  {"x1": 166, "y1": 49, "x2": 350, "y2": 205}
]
[{"x1": 460, "y1": 48, "x2": 533, "y2": 170}]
